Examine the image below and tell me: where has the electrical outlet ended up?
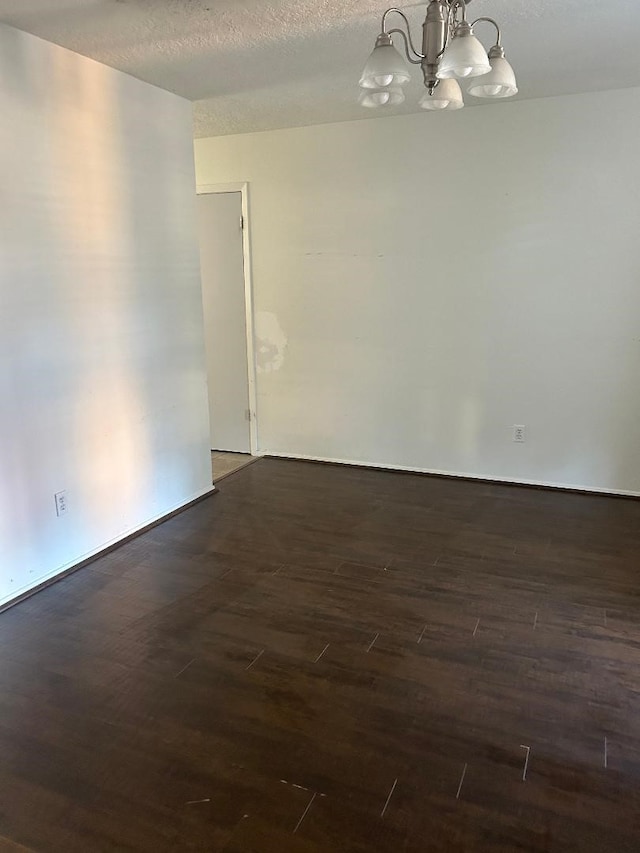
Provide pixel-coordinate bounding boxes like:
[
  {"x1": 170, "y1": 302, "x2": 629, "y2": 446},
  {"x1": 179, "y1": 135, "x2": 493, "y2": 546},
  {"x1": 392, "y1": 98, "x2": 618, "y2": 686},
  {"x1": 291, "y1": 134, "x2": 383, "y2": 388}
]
[
  {"x1": 513, "y1": 425, "x2": 526, "y2": 443},
  {"x1": 54, "y1": 490, "x2": 68, "y2": 516}
]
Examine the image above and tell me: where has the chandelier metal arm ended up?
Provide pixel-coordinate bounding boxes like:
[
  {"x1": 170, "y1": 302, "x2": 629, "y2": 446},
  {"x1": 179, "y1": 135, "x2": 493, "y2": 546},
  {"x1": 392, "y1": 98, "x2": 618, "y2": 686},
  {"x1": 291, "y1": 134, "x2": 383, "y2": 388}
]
[
  {"x1": 470, "y1": 16, "x2": 502, "y2": 45},
  {"x1": 381, "y1": 8, "x2": 426, "y2": 59},
  {"x1": 388, "y1": 28, "x2": 425, "y2": 65}
]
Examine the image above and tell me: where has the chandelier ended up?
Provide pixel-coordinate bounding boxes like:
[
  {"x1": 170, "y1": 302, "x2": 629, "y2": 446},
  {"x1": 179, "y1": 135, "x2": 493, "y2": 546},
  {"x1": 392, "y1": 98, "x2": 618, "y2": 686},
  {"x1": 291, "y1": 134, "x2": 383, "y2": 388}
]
[{"x1": 358, "y1": 0, "x2": 517, "y2": 112}]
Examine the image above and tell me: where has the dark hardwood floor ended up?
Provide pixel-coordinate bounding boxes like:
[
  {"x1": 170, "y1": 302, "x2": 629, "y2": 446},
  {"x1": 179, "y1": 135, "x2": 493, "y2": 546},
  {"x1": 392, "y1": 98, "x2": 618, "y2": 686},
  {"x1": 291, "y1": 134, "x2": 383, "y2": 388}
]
[{"x1": 2, "y1": 458, "x2": 640, "y2": 851}]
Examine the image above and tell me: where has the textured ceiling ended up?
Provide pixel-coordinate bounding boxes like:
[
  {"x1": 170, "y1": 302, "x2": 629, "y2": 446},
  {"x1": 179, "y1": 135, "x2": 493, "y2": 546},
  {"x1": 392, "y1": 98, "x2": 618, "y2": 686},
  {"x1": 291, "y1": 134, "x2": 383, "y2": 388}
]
[{"x1": 1, "y1": 0, "x2": 639, "y2": 137}]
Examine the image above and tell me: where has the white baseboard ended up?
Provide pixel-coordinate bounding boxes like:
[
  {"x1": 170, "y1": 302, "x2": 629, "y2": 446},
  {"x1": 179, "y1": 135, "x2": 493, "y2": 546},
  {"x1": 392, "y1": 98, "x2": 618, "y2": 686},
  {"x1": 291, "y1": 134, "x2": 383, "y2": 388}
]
[{"x1": 264, "y1": 451, "x2": 640, "y2": 499}]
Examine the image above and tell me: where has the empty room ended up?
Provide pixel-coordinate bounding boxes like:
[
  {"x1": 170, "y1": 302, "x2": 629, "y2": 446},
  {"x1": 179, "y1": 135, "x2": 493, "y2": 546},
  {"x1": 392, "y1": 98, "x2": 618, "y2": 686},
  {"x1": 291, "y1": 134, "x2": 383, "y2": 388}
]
[{"x1": 1, "y1": 0, "x2": 640, "y2": 850}]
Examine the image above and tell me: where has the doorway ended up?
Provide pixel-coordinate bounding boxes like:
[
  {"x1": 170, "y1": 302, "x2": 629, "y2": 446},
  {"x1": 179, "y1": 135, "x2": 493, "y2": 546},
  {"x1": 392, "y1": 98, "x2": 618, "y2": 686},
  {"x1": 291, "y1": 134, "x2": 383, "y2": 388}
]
[{"x1": 197, "y1": 184, "x2": 257, "y2": 480}]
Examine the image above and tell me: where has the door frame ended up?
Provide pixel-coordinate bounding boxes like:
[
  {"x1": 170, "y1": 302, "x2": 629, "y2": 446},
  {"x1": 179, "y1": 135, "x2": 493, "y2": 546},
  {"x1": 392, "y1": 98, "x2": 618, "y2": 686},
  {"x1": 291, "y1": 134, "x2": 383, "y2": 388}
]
[{"x1": 196, "y1": 182, "x2": 259, "y2": 456}]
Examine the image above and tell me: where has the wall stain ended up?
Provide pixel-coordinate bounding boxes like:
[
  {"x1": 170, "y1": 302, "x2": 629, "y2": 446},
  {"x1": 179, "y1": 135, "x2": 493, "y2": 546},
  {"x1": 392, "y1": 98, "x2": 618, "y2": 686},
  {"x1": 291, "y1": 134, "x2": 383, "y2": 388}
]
[{"x1": 255, "y1": 311, "x2": 287, "y2": 373}]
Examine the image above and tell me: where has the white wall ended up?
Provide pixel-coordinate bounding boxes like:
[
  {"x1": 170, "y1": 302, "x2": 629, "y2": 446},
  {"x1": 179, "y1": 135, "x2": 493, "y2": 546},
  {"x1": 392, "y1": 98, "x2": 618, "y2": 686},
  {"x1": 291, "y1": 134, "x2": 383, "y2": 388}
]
[
  {"x1": 0, "y1": 24, "x2": 212, "y2": 606},
  {"x1": 194, "y1": 88, "x2": 640, "y2": 496}
]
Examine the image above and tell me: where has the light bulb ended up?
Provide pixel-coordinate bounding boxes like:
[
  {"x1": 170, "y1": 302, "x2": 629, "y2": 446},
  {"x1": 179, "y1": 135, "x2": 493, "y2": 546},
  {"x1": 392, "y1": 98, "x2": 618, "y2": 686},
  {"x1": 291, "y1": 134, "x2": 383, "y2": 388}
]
[
  {"x1": 358, "y1": 85, "x2": 405, "y2": 108},
  {"x1": 373, "y1": 73, "x2": 394, "y2": 87},
  {"x1": 371, "y1": 91, "x2": 391, "y2": 106},
  {"x1": 457, "y1": 67, "x2": 473, "y2": 77}
]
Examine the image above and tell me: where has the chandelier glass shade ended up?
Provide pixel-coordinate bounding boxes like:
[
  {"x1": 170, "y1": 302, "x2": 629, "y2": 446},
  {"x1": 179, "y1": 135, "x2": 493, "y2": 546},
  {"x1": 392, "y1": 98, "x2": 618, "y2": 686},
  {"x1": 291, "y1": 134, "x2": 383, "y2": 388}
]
[
  {"x1": 467, "y1": 49, "x2": 518, "y2": 98},
  {"x1": 418, "y1": 78, "x2": 463, "y2": 111},
  {"x1": 359, "y1": 39, "x2": 412, "y2": 89},
  {"x1": 436, "y1": 27, "x2": 491, "y2": 79},
  {"x1": 358, "y1": 0, "x2": 517, "y2": 113}
]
